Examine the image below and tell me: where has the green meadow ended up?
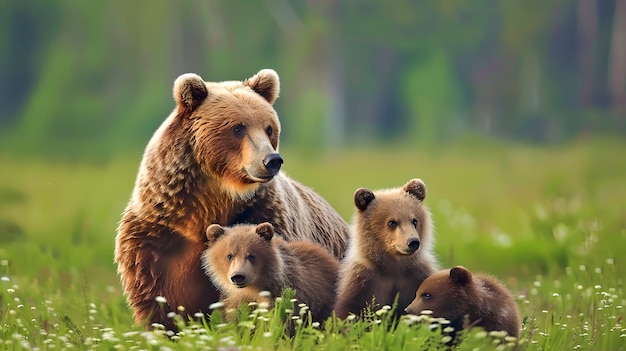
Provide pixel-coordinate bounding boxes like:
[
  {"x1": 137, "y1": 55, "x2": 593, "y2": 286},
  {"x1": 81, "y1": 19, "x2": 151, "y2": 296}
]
[{"x1": 1, "y1": 137, "x2": 624, "y2": 350}]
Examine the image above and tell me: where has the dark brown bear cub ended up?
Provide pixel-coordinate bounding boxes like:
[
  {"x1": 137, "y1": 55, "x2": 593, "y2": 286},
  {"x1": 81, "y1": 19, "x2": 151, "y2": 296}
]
[
  {"x1": 334, "y1": 179, "x2": 440, "y2": 319},
  {"x1": 202, "y1": 222, "x2": 340, "y2": 323},
  {"x1": 405, "y1": 266, "x2": 522, "y2": 337}
]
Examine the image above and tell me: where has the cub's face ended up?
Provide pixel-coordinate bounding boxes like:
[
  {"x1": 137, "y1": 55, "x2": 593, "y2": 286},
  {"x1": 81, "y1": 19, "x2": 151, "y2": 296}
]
[
  {"x1": 203, "y1": 223, "x2": 276, "y2": 290},
  {"x1": 405, "y1": 266, "x2": 473, "y2": 320},
  {"x1": 354, "y1": 179, "x2": 431, "y2": 256},
  {"x1": 172, "y1": 70, "x2": 283, "y2": 197}
]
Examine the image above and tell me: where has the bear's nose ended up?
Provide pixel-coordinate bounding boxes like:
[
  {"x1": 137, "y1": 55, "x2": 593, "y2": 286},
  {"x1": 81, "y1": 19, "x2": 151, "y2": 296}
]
[
  {"x1": 407, "y1": 238, "x2": 420, "y2": 253},
  {"x1": 263, "y1": 153, "x2": 283, "y2": 176},
  {"x1": 231, "y1": 274, "x2": 247, "y2": 286}
]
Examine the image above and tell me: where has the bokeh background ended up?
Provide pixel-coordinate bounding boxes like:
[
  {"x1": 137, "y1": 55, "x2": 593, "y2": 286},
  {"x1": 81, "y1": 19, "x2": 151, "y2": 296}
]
[{"x1": 1, "y1": 0, "x2": 624, "y2": 157}]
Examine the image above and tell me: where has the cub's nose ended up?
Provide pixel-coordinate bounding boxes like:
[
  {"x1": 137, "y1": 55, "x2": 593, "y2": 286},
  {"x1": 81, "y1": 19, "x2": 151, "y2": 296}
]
[
  {"x1": 407, "y1": 238, "x2": 420, "y2": 253},
  {"x1": 230, "y1": 274, "x2": 247, "y2": 286},
  {"x1": 263, "y1": 153, "x2": 283, "y2": 176}
]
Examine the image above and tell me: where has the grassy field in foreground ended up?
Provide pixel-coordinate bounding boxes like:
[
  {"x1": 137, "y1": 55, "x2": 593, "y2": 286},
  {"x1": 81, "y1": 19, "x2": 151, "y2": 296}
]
[{"x1": 0, "y1": 137, "x2": 624, "y2": 350}]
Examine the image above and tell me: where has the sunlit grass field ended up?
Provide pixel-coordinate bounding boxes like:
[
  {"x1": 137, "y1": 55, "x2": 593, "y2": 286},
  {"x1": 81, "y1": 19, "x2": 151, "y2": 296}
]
[{"x1": 1, "y1": 137, "x2": 624, "y2": 350}]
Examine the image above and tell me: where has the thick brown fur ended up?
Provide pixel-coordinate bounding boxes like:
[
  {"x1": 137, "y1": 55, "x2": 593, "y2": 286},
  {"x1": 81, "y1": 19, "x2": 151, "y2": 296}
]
[
  {"x1": 334, "y1": 179, "x2": 440, "y2": 319},
  {"x1": 202, "y1": 223, "x2": 340, "y2": 322},
  {"x1": 115, "y1": 69, "x2": 349, "y2": 331},
  {"x1": 405, "y1": 266, "x2": 522, "y2": 337}
]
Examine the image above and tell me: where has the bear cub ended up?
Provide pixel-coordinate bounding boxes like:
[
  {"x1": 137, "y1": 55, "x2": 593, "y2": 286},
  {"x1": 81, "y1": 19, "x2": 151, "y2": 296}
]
[
  {"x1": 405, "y1": 266, "x2": 522, "y2": 337},
  {"x1": 202, "y1": 222, "x2": 340, "y2": 322},
  {"x1": 334, "y1": 178, "x2": 440, "y2": 319}
]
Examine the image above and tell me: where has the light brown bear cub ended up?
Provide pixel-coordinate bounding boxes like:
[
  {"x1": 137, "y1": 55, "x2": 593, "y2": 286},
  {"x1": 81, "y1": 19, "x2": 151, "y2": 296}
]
[
  {"x1": 405, "y1": 266, "x2": 521, "y2": 337},
  {"x1": 202, "y1": 222, "x2": 340, "y2": 322},
  {"x1": 334, "y1": 178, "x2": 440, "y2": 319}
]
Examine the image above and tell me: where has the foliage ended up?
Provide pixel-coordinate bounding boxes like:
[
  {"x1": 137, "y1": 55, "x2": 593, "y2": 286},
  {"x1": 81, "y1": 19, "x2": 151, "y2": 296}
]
[
  {"x1": 0, "y1": 139, "x2": 624, "y2": 349},
  {"x1": 0, "y1": 1, "x2": 624, "y2": 158}
]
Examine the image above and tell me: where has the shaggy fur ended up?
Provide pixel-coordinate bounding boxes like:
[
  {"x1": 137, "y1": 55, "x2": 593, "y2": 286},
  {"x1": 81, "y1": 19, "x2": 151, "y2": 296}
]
[
  {"x1": 405, "y1": 266, "x2": 522, "y2": 337},
  {"x1": 202, "y1": 223, "x2": 340, "y2": 322},
  {"x1": 334, "y1": 179, "x2": 440, "y2": 319},
  {"x1": 115, "y1": 69, "x2": 349, "y2": 331}
]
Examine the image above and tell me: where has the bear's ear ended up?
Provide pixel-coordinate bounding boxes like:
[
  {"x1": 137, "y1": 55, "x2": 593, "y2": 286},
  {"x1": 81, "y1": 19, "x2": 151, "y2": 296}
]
[
  {"x1": 244, "y1": 69, "x2": 280, "y2": 105},
  {"x1": 449, "y1": 266, "x2": 472, "y2": 287},
  {"x1": 206, "y1": 224, "x2": 225, "y2": 243},
  {"x1": 404, "y1": 178, "x2": 426, "y2": 202},
  {"x1": 256, "y1": 222, "x2": 274, "y2": 242},
  {"x1": 354, "y1": 188, "x2": 376, "y2": 211},
  {"x1": 173, "y1": 73, "x2": 208, "y2": 113}
]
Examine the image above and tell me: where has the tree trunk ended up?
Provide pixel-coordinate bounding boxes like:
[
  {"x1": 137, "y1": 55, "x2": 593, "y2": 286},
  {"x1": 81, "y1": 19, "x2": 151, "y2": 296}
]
[
  {"x1": 577, "y1": 0, "x2": 598, "y2": 106},
  {"x1": 608, "y1": 0, "x2": 626, "y2": 131}
]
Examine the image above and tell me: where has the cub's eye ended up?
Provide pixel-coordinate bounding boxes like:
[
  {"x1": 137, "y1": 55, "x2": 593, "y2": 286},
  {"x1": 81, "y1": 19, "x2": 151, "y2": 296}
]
[
  {"x1": 227, "y1": 254, "x2": 233, "y2": 260},
  {"x1": 422, "y1": 292, "x2": 432, "y2": 300},
  {"x1": 412, "y1": 219, "x2": 418, "y2": 228},
  {"x1": 233, "y1": 124, "x2": 246, "y2": 137},
  {"x1": 387, "y1": 220, "x2": 397, "y2": 229},
  {"x1": 266, "y1": 126, "x2": 273, "y2": 137},
  {"x1": 247, "y1": 254, "x2": 256, "y2": 263}
]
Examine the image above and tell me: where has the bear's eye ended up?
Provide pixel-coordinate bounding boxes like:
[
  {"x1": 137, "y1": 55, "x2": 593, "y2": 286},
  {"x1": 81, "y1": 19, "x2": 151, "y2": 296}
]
[
  {"x1": 387, "y1": 220, "x2": 397, "y2": 229},
  {"x1": 247, "y1": 254, "x2": 256, "y2": 263},
  {"x1": 422, "y1": 292, "x2": 432, "y2": 300},
  {"x1": 412, "y1": 218, "x2": 418, "y2": 228},
  {"x1": 233, "y1": 124, "x2": 246, "y2": 138},
  {"x1": 266, "y1": 126, "x2": 273, "y2": 137},
  {"x1": 227, "y1": 254, "x2": 233, "y2": 260}
]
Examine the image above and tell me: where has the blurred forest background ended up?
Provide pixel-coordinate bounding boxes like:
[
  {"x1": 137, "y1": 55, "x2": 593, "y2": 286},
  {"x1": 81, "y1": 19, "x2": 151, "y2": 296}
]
[{"x1": 1, "y1": 0, "x2": 625, "y2": 158}]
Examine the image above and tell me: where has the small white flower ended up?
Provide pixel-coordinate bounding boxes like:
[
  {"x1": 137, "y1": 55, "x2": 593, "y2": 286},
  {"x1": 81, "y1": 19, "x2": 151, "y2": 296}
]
[
  {"x1": 155, "y1": 296, "x2": 167, "y2": 303},
  {"x1": 259, "y1": 291, "x2": 271, "y2": 297},
  {"x1": 150, "y1": 323, "x2": 165, "y2": 330},
  {"x1": 474, "y1": 331, "x2": 488, "y2": 339},
  {"x1": 209, "y1": 301, "x2": 224, "y2": 309}
]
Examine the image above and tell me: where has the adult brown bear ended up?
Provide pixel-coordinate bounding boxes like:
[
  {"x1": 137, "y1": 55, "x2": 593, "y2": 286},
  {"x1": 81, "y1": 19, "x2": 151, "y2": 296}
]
[{"x1": 115, "y1": 69, "x2": 349, "y2": 331}]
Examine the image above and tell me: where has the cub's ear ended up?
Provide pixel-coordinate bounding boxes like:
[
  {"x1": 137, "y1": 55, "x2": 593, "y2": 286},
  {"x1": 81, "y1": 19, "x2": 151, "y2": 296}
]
[
  {"x1": 206, "y1": 224, "x2": 225, "y2": 243},
  {"x1": 354, "y1": 188, "x2": 376, "y2": 211},
  {"x1": 449, "y1": 266, "x2": 472, "y2": 287},
  {"x1": 404, "y1": 178, "x2": 426, "y2": 202},
  {"x1": 244, "y1": 69, "x2": 280, "y2": 105},
  {"x1": 173, "y1": 73, "x2": 208, "y2": 113},
  {"x1": 256, "y1": 222, "x2": 274, "y2": 242}
]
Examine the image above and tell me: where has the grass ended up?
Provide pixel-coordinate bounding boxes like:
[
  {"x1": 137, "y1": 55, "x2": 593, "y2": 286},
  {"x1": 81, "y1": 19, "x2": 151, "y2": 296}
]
[{"x1": 0, "y1": 137, "x2": 624, "y2": 350}]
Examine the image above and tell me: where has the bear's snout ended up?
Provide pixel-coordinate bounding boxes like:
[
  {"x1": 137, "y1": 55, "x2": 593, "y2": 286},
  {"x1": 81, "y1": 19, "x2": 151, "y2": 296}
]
[
  {"x1": 406, "y1": 238, "x2": 420, "y2": 253},
  {"x1": 230, "y1": 273, "x2": 247, "y2": 287},
  {"x1": 263, "y1": 153, "x2": 283, "y2": 176}
]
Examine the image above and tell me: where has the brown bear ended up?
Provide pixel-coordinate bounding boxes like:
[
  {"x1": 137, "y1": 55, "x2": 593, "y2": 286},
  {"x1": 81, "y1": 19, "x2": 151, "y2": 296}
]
[
  {"x1": 114, "y1": 69, "x2": 349, "y2": 331},
  {"x1": 201, "y1": 222, "x2": 340, "y2": 323},
  {"x1": 334, "y1": 178, "x2": 440, "y2": 319},
  {"x1": 405, "y1": 266, "x2": 521, "y2": 338}
]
